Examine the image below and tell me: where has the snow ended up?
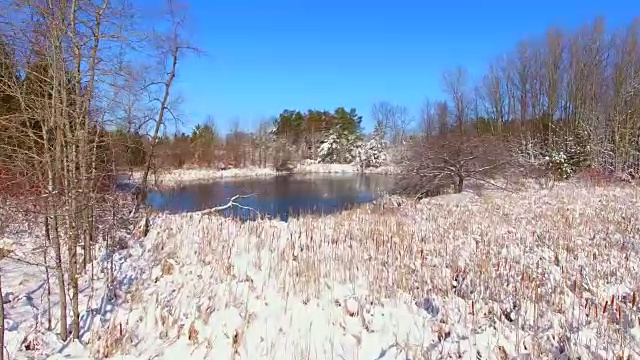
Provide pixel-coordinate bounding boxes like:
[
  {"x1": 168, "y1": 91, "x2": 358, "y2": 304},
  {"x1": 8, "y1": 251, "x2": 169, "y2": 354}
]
[
  {"x1": 352, "y1": 124, "x2": 388, "y2": 169},
  {"x1": 0, "y1": 227, "x2": 134, "y2": 359},
  {"x1": 2, "y1": 181, "x2": 640, "y2": 359},
  {"x1": 293, "y1": 163, "x2": 397, "y2": 176},
  {"x1": 127, "y1": 163, "x2": 399, "y2": 187},
  {"x1": 128, "y1": 166, "x2": 278, "y2": 186}
]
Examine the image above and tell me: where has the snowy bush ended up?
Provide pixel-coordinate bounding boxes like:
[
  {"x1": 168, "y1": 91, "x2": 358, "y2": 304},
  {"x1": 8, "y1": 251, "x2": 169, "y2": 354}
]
[
  {"x1": 543, "y1": 135, "x2": 590, "y2": 179},
  {"x1": 352, "y1": 131, "x2": 388, "y2": 169},
  {"x1": 544, "y1": 150, "x2": 574, "y2": 179}
]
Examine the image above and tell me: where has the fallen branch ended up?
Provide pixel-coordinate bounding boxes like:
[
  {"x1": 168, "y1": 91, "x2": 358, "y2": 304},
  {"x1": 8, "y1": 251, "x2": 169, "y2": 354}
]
[{"x1": 201, "y1": 194, "x2": 259, "y2": 216}]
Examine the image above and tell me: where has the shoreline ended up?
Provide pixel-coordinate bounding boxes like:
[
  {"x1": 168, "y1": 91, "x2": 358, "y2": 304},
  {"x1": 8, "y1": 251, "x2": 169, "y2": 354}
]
[{"x1": 124, "y1": 163, "x2": 399, "y2": 187}]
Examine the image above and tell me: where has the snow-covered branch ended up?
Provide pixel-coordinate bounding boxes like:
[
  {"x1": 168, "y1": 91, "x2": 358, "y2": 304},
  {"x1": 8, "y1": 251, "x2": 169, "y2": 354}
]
[{"x1": 201, "y1": 194, "x2": 259, "y2": 216}]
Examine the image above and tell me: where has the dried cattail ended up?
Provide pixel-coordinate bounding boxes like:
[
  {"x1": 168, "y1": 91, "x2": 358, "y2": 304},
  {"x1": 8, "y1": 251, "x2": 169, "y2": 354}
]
[
  {"x1": 617, "y1": 306, "x2": 622, "y2": 325},
  {"x1": 632, "y1": 292, "x2": 636, "y2": 308},
  {"x1": 188, "y1": 322, "x2": 199, "y2": 344},
  {"x1": 595, "y1": 306, "x2": 599, "y2": 318},
  {"x1": 603, "y1": 301, "x2": 608, "y2": 315},
  {"x1": 232, "y1": 329, "x2": 241, "y2": 355},
  {"x1": 611, "y1": 295, "x2": 615, "y2": 307},
  {"x1": 471, "y1": 300, "x2": 475, "y2": 316},
  {"x1": 497, "y1": 345, "x2": 508, "y2": 360}
]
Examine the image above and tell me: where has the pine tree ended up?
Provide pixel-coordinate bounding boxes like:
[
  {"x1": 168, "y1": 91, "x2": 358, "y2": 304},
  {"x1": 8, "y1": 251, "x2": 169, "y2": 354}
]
[{"x1": 352, "y1": 121, "x2": 388, "y2": 169}]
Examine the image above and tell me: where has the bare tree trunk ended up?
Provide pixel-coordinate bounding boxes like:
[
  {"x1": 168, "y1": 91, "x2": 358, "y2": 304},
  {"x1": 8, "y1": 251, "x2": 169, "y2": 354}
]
[
  {"x1": 138, "y1": 50, "x2": 178, "y2": 212},
  {"x1": 68, "y1": 230, "x2": 80, "y2": 340},
  {"x1": 43, "y1": 216, "x2": 52, "y2": 330},
  {"x1": 455, "y1": 173, "x2": 464, "y2": 193},
  {"x1": 52, "y1": 64, "x2": 69, "y2": 344},
  {"x1": 0, "y1": 271, "x2": 4, "y2": 360},
  {"x1": 138, "y1": 2, "x2": 198, "y2": 211},
  {"x1": 52, "y1": 212, "x2": 67, "y2": 341},
  {"x1": 43, "y1": 118, "x2": 67, "y2": 341}
]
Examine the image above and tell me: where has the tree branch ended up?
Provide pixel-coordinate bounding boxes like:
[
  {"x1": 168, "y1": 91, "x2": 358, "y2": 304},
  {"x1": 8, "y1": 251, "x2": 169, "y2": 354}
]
[{"x1": 201, "y1": 194, "x2": 259, "y2": 216}]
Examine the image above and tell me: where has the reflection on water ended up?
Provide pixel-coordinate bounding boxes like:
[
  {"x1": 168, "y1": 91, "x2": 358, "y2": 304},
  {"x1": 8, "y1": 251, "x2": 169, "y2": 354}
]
[{"x1": 147, "y1": 174, "x2": 395, "y2": 221}]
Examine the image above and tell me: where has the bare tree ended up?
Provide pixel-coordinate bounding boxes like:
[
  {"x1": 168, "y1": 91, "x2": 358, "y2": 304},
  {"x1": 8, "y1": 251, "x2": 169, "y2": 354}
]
[
  {"x1": 396, "y1": 133, "x2": 514, "y2": 198},
  {"x1": 0, "y1": 0, "x2": 159, "y2": 343},
  {"x1": 255, "y1": 119, "x2": 273, "y2": 167},
  {"x1": 138, "y1": 0, "x2": 200, "y2": 210},
  {"x1": 111, "y1": 65, "x2": 155, "y2": 172},
  {"x1": 435, "y1": 101, "x2": 450, "y2": 135},
  {"x1": 442, "y1": 66, "x2": 469, "y2": 134},
  {"x1": 371, "y1": 101, "x2": 412, "y2": 145},
  {"x1": 480, "y1": 62, "x2": 509, "y2": 133},
  {"x1": 418, "y1": 98, "x2": 436, "y2": 137},
  {"x1": 541, "y1": 28, "x2": 564, "y2": 141},
  {"x1": 225, "y1": 119, "x2": 245, "y2": 167},
  {"x1": 512, "y1": 41, "x2": 533, "y2": 130},
  {"x1": 0, "y1": 199, "x2": 7, "y2": 360}
]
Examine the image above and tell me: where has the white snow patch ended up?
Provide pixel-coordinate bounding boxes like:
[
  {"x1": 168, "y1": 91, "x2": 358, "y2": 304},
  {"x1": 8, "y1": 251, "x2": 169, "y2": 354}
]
[{"x1": 126, "y1": 163, "x2": 398, "y2": 187}]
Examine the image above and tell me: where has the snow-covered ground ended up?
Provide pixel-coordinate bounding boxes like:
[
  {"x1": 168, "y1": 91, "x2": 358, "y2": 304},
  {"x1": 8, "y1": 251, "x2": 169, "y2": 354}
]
[
  {"x1": 294, "y1": 163, "x2": 397, "y2": 176},
  {"x1": 2, "y1": 181, "x2": 640, "y2": 359},
  {"x1": 126, "y1": 163, "x2": 399, "y2": 187}
]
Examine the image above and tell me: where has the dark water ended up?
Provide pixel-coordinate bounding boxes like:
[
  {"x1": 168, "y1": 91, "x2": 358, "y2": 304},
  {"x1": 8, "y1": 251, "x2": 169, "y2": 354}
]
[{"x1": 145, "y1": 174, "x2": 395, "y2": 221}]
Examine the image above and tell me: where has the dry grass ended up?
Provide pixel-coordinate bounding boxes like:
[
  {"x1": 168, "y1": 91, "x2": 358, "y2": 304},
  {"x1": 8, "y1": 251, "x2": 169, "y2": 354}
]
[{"x1": 97, "y1": 180, "x2": 640, "y2": 358}]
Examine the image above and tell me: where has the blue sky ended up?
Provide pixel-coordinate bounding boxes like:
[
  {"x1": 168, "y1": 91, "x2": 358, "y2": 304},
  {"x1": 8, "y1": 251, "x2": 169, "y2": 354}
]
[{"x1": 151, "y1": 0, "x2": 638, "y2": 134}]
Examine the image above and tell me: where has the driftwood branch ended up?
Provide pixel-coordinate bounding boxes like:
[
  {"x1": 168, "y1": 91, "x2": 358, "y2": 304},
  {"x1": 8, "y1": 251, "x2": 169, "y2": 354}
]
[{"x1": 201, "y1": 194, "x2": 259, "y2": 216}]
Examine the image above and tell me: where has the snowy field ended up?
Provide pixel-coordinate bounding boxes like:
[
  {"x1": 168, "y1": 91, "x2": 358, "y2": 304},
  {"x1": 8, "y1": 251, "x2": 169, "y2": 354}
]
[
  {"x1": 126, "y1": 163, "x2": 399, "y2": 187},
  {"x1": 2, "y1": 181, "x2": 640, "y2": 359}
]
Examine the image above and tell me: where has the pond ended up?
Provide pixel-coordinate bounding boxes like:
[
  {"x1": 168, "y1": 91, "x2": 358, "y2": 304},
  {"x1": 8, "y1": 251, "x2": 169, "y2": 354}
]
[{"x1": 145, "y1": 174, "x2": 395, "y2": 221}]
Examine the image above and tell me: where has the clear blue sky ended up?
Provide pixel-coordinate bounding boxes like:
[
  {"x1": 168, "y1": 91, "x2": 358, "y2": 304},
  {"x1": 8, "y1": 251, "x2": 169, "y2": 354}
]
[{"x1": 155, "y1": 0, "x2": 638, "y2": 134}]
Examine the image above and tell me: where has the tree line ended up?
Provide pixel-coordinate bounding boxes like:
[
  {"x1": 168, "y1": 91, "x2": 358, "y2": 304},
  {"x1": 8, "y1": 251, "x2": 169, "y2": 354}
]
[
  {"x1": 396, "y1": 17, "x2": 640, "y2": 197},
  {"x1": 115, "y1": 105, "x2": 390, "y2": 171},
  {"x1": 119, "y1": 16, "x2": 640, "y2": 185}
]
